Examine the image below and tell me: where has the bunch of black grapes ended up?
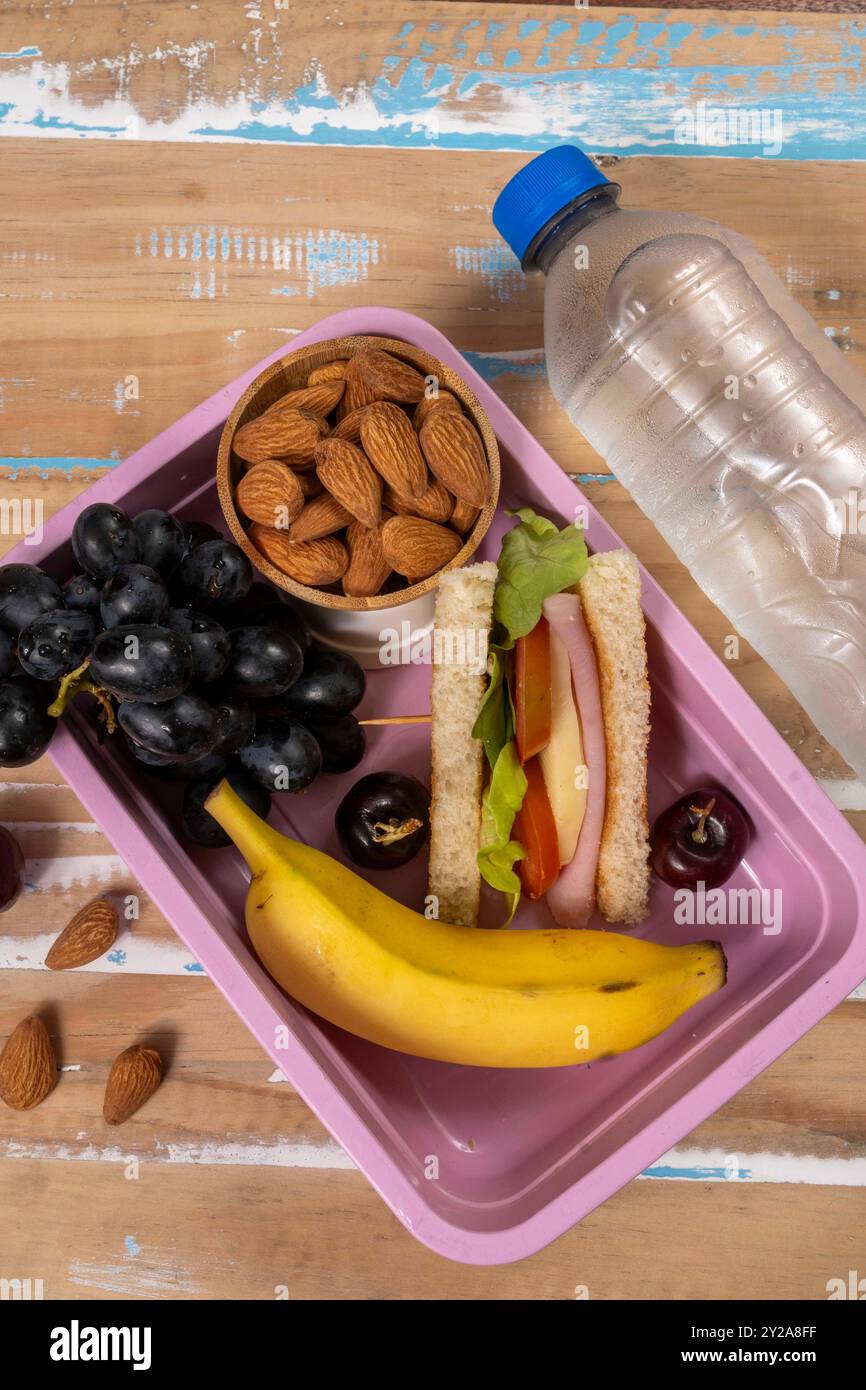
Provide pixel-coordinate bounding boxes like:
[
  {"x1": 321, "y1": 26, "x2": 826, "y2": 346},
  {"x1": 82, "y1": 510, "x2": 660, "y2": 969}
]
[{"x1": 0, "y1": 503, "x2": 367, "y2": 847}]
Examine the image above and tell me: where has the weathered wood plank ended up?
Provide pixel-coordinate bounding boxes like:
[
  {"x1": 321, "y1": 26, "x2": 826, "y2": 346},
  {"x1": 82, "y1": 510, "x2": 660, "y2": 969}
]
[
  {"x1": 4, "y1": 1156, "x2": 863, "y2": 1297},
  {"x1": 0, "y1": 3, "x2": 862, "y2": 159}
]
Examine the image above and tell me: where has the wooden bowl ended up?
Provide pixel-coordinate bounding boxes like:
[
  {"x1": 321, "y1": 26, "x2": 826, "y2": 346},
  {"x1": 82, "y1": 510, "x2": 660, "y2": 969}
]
[{"x1": 216, "y1": 335, "x2": 500, "y2": 612}]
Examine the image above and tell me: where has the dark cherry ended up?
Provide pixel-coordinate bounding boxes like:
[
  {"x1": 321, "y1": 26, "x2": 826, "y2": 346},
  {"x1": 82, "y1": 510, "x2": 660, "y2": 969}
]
[
  {"x1": 336, "y1": 772, "x2": 430, "y2": 871},
  {"x1": 650, "y1": 786, "x2": 750, "y2": 890}
]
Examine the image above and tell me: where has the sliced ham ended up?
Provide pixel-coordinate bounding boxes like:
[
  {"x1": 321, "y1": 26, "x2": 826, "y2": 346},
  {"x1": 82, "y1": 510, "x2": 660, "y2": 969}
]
[{"x1": 541, "y1": 592, "x2": 606, "y2": 928}]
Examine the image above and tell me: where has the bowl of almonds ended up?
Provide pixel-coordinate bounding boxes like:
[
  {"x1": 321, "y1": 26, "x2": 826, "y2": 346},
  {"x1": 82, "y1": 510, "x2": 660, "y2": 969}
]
[{"x1": 216, "y1": 335, "x2": 500, "y2": 663}]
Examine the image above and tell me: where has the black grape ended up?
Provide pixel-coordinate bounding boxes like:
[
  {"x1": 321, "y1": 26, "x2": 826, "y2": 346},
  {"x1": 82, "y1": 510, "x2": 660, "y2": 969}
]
[
  {"x1": 181, "y1": 770, "x2": 271, "y2": 848},
  {"x1": 226, "y1": 626, "x2": 303, "y2": 699},
  {"x1": 0, "y1": 677, "x2": 55, "y2": 766},
  {"x1": 176, "y1": 539, "x2": 252, "y2": 611},
  {"x1": 90, "y1": 625, "x2": 194, "y2": 702},
  {"x1": 304, "y1": 714, "x2": 366, "y2": 774},
  {"x1": 0, "y1": 565, "x2": 62, "y2": 636},
  {"x1": 209, "y1": 688, "x2": 256, "y2": 755},
  {"x1": 166, "y1": 609, "x2": 231, "y2": 686},
  {"x1": 72, "y1": 503, "x2": 140, "y2": 580},
  {"x1": 118, "y1": 692, "x2": 220, "y2": 762},
  {"x1": 219, "y1": 586, "x2": 311, "y2": 653},
  {"x1": 62, "y1": 573, "x2": 102, "y2": 615},
  {"x1": 181, "y1": 520, "x2": 221, "y2": 556},
  {"x1": 100, "y1": 565, "x2": 169, "y2": 629},
  {"x1": 133, "y1": 509, "x2": 185, "y2": 577},
  {"x1": 0, "y1": 824, "x2": 25, "y2": 911},
  {"x1": 18, "y1": 609, "x2": 96, "y2": 680},
  {"x1": 238, "y1": 716, "x2": 321, "y2": 792},
  {"x1": 280, "y1": 645, "x2": 365, "y2": 719},
  {"x1": 0, "y1": 631, "x2": 16, "y2": 680}
]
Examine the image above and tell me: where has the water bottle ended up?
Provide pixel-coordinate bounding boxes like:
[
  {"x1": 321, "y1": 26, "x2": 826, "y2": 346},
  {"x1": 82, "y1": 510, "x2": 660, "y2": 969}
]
[{"x1": 493, "y1": 145, "x2": 866, "y2": 782}]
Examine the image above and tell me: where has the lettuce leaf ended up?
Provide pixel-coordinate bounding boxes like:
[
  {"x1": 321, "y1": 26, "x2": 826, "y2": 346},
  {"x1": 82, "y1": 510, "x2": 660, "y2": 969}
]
[
  {"x1": 471, "y1": 646, "x2": 513, "y2": 771},
  {"x1": 477, "y1": 740, "x2": 527, "y2": 925},
  {"x1": 493, "y1": 507, "x2": 589, "y2": 642}
]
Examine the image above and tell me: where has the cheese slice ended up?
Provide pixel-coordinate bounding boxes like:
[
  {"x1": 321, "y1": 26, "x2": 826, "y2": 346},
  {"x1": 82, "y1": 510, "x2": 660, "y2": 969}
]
[{"x1": 538, "y1": 630, "x2": 587, "y2": 866}]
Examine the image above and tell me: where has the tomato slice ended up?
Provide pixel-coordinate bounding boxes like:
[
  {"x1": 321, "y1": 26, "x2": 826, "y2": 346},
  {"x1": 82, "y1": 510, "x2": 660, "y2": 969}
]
[
  {"x1": 514, "y1": 617, "x2": 551, "y2": 764},
  {"x1": 513, "y1": 755, "x2": 560, "y2": 900}
]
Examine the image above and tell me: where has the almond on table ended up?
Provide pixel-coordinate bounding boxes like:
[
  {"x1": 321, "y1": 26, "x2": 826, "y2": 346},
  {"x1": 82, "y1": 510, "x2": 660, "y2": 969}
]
[
  {"x1": 45, "y1": 897, "x2": 118, "y2": 970},
  {"x1": 0, "y1": 1015, "x2": 57, "y2": 1111},
  {"x1": 103, "y1": 1043, "x2": 163, "y2": 1126}
]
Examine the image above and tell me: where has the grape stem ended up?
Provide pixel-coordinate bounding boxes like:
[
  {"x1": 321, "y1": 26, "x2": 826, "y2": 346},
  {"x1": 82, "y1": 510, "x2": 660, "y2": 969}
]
[
  {"x1": 688, "y1": 797, "x2": 716, "y2": 845},
  {"x1": 48, "y1": 659, "x2": 118, "y2": 734},
  {"x1": 371, "y1": 817, "x2": 423, "y2": 845}
]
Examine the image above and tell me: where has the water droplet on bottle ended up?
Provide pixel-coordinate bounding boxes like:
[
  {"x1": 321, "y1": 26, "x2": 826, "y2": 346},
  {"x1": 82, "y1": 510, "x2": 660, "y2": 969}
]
[
  {"x1": 747, "y1": 569, "x2": 756, "y2": 580},
  {"x1": 681, "y1": 349, "x2": 692, "y2": 363},
  {"x1": 742, "y1": 409, "x2": 753, "y2": 422},
  {"x1": 793, "y1": 442, "x2": 804, "y2": 458},
  {"x1": 798, "y1": 358, "x2": 809, "y2": 369},
  {"x1": 749, "y1": 429, "x2": 759, "y2": 443},
  {"x1": 743, "y1": 373, "x2": 757, "y2": 389},
  {"x1": 698, "y1": 346, "x2": 723, "y2": 367}
]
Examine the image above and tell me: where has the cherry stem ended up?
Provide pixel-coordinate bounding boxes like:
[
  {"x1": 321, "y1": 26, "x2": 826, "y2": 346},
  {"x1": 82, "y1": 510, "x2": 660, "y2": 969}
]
[
  {"x1": 689, "y1": 797, "x2": 716, "y2": 845},
  {"x1": 371, "y1": 817, "x2": 423, "y2": 846}
]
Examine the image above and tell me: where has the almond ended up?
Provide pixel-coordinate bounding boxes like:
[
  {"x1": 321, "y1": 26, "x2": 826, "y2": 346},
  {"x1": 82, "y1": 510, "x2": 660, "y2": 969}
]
[
  {"x1": 419, "y1": 411, "x2": 489, "y2": 508},
  {"x1": 353, "y1": 348, "x2": 426, "y2": 405},
  {"x1": 234, "y1": 408, "x2": 324, "y2": 468},
  {"x1": 236, "y1": 460, "x2": 305, "y2": 529},
  {"x1": 343, "y1": 518, "x2": 392, "y2": 598},
  {"x1": 250, "y1": 525, "x2": 349, "y2": 586},
  {"x1": 336, "y1": 355, "x2": 381, "y2": 421},
  {"x1": 315, "y1": 437, "x2": 382, "y2": 530},
  {"x1": 360, "y1": 401, "x2": 427, "y2": 499},
  {"x1": 308, "y1": 359, "x2": 348, "y2": 385},
  {"x1": 103, "y1": 1043, "x2": 163, "y2": 1126},
  {"x1": 0, "y1": 1015, "x2": 56, "y2": 1111},
  {"x1": 265, "y1": 380, "x2": 345, "y2": 418},
  {"x1": 381, "y1": 515, "x2": 462, "y2": 582},
  {"x1": 449, "y1": 497, "x2": 480, "y2": 533},
  {"x1": 413, "y1": 389, "x2": 462, "y2": 430},
  {"x1": 288, "y1": 492, "x2": 354, "y2": 543},
  {"x1": 45, "y1": 897, "x2": 118, "y2": 970},
  {"x1": 297, "y1": 470, "x2": 324, "y2": 499},
  {"x1": 331, "y1": 406, "x2": 369, "y2": 442},
  {"x1": 383, "y1": 478, "x2": 453, "y2": 525}
]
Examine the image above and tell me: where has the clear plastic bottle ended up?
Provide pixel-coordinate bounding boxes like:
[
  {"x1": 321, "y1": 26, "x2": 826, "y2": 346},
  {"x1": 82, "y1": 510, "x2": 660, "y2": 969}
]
[{"x1": 494, "y1": 145, "x2": 866, "y2": 780}]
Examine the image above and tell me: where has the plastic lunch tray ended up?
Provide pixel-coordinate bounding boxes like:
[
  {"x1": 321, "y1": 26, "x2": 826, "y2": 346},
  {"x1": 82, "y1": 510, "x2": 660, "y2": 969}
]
[{"x1": 11, "y1": 307, "x2": 866, "y2": 1266}]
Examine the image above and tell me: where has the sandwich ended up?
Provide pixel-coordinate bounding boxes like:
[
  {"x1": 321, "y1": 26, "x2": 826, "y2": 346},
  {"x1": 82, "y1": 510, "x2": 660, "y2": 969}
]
[{"x1": 427, "y1": 508, "x2": 651, "y2": 929}]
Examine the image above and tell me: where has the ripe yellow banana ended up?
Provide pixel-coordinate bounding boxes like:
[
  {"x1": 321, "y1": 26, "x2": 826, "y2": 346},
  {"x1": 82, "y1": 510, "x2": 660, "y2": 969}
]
[{"x1": 206, "y1": 780, "x2": 726, "y2": 1068}]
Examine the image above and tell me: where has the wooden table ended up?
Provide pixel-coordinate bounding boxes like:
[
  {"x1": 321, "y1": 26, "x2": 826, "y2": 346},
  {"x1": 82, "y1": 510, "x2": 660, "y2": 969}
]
[{"x1": 1, "y1": 1, "x2": 864, "y2": 1300}]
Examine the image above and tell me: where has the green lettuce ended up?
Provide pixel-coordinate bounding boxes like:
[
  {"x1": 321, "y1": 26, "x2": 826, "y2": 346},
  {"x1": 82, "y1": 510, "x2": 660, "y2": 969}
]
[
  {"x1": 477, "y1": 741, "x2": 527, "y2": 925},
  {"x1": 473, "y1": 509, "x2": 588, "y2": 921},
  {"x1": 493, "y1": 507, "x2": 589, "y2": 643},
  {"x1": 471, "y1": 646, "x2": 513, "y2": 771}
]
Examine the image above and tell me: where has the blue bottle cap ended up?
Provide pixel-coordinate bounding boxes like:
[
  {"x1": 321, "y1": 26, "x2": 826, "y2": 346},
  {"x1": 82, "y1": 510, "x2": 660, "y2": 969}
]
[{"x1": 492, "y1": 145, "x2": 612, "y2": 265}]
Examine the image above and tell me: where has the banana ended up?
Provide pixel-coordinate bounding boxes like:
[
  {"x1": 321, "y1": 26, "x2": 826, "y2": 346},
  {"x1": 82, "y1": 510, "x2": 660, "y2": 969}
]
[{"x1": 206, "y1": 780, "x2": 726, "y2": 1069}]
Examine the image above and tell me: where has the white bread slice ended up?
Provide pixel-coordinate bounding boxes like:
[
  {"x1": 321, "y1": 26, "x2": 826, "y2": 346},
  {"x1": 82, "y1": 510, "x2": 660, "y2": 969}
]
[
  {"x1": 427, "y1": 562, "x2": 497, "y2": 927},
  {"x1": 578, "y1": 551, "x2": 651, "y2": 925}
]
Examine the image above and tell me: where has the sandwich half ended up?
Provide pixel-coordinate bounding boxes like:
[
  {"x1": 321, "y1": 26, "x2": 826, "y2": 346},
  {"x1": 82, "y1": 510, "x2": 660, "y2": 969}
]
[{"x1": 427, "y1": 510, "x2": 650, "y2": 928}]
